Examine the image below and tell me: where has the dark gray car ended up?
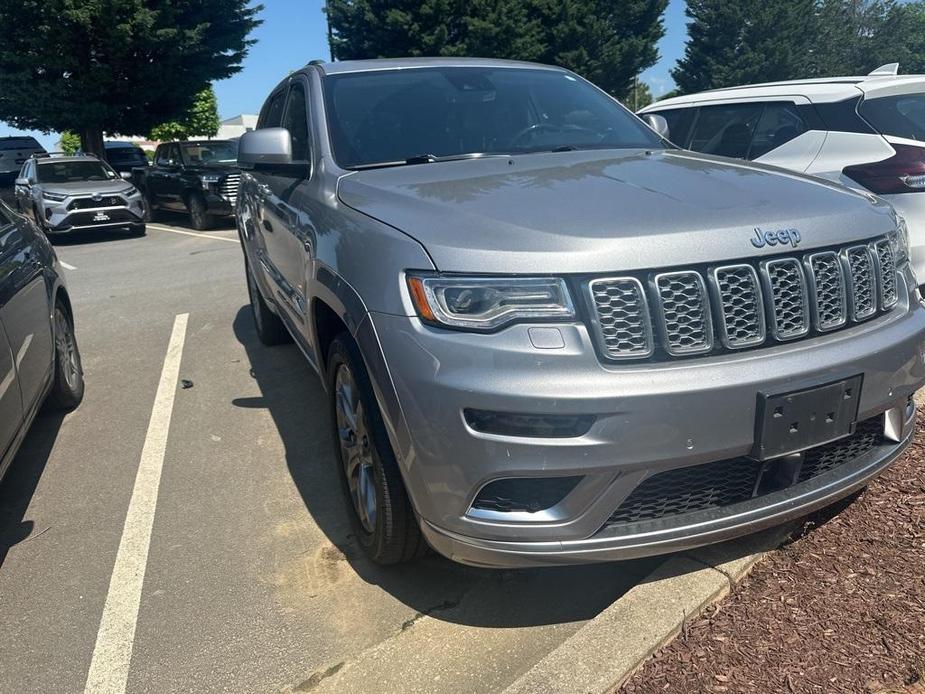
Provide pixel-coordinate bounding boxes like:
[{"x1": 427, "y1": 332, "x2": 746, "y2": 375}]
[
  {"x1": 236, "y1": 58, "x2": 925, "y2": 568},
  {"x1": 0, "y1": 199, "x2": 83, "y2": 481}
]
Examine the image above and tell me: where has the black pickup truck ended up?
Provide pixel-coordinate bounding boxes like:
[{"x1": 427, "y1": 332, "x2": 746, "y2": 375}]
[{"x1": 133, "y1": 140, "x2": 240, "y2": 229}]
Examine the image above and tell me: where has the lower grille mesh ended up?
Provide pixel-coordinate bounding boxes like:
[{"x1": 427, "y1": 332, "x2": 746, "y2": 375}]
[{"x1": 603, "y1": 417, "x2": 885, "y2": 528}]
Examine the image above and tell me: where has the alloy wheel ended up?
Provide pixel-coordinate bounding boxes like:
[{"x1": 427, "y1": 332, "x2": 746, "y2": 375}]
[
  {"x1": 54, "y1": 307, "x2": 81, "y2": 390},
  {"x1": 334, "y1": 363, "x2": 378, "y2": 533}
]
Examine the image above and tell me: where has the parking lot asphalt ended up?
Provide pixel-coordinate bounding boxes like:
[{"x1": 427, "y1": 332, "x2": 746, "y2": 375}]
[{"x1": 0, "y1": 210, "x2": 659, "y2": 693}]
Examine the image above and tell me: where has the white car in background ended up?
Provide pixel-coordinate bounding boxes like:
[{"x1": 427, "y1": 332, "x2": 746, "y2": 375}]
[
  {"x1": 640, "y1": 64, "x2": 925, "y2": 287},
  {"x1": 0, "y1": 136, "x2": 46, "y2": 177}
]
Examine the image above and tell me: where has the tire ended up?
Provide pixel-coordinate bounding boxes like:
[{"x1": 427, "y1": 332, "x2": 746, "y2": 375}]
[
  {"x1": 188, "y1": 194, "x2": 214, "y2": 231},
  {"x1": 327, "y1": 333, "x2": 426, "y2": 564},
  {"x1": 245, "y1": 259, "x2": 290, "y2": 345},
  {"x1": 45, "y1": 300, "x2": 84, "y2": 411},
  {"x1": 142, "y1": 191, "x2": 159, "y2": 222},
  {"x1": 129, "y1": 223, "x2": 146, "y2": 237}
]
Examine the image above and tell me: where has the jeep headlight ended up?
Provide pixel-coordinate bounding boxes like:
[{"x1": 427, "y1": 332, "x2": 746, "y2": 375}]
[
  {"x1": 890, "y1": 216, "x2": 910, "y2": 264},
  {"x1": 406, "y1": 274, "x2": 575, "y2": 331},
  {"x1": 200, "y1": 174, "x2": 221, "y2": 190},
  {"x1": 42, "y1": 190, "x2": 67, "y2": 202}
]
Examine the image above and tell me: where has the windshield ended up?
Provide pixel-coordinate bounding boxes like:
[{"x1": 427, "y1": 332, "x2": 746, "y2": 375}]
[
  {"x1": 0, "y1": 137, "x2": 42, "y2": 151},
  {"x1": 180, "y1": 141, "x2": 238, "y2": 165},
  {"x1": 860, "y1": 93, "x2": 925, "y2": 141},
  {"x1": 36, "y1": 160, "x2": 117, "y2": 183},
  {"x1": 323, "y1": 67, "x2": 665, "y2": 168},
  {"x1": 107, "y1": 147, "x2": 147, "y2": 163}
]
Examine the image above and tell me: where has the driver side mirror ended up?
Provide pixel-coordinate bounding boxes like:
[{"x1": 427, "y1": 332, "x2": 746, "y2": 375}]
[
  {"x1": 238, "y1": 128, "x2": 294, "y2": 170},
  {"x1": 120, "y1": 171, "x2": 133, "y2": 180},
  {"x1": 14, "y1": 177, "x2": 29, "y2": 187},
  {"x1": 643, "y1": 114, "x2": 670, "y2": 140}
]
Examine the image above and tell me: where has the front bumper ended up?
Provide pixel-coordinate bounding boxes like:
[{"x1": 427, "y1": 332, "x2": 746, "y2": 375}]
[
  {"x1": 42, "y1": 196, "x2": 145, "y2": 233},
  {"x1": 366, "y1": 270, "x2": 925, "y2": 568},
  {"x1": 203, "y1": 191, "x2": 235, "y2": 216}
]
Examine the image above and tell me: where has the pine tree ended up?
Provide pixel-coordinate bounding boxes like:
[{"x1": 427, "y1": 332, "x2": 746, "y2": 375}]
[{"x1": 0, "y1": 1, "x2": 261, "y2": 157}]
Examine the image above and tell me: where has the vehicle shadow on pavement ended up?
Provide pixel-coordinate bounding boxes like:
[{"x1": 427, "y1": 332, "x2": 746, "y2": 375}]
[
  {"x1": 232, "y1": 306, "x2": 660, "y2": 628},
  {"x1": 0, "y1": 412, "x2": 64, "y2": 570}
]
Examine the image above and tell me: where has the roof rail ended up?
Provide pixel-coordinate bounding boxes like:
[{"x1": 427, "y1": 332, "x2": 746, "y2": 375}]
[
  {"x1": 31, "y1": 151, "x2": 98, "y2": 159},
  {"x1": 867, "y1": 63, "x2": 899, "y2": 77}
]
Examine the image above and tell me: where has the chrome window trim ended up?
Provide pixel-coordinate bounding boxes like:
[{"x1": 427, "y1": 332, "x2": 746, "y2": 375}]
[{"x1": 758, "y1": 257, "x2": 810, "y2": 342}]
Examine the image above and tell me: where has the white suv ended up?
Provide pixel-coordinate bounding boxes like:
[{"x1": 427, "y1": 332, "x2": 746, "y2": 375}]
[
  {"x1": 0, "y1": 136, "x2": 46, "y2": 176},
  {"x1": 640, "y1": 64, "x2": 925, "y2": 286}
]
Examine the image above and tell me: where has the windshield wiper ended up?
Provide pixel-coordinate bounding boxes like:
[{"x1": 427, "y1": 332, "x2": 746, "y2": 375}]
[{"x1": 347, "y1": 152, "x2": 512, "y2": 170}]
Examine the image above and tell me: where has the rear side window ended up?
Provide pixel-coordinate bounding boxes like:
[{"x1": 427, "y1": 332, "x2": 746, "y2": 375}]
[
  {"x1": 260, "y1": 90, "x2": 287, "y2": 129},
  {"x1": 748, "y1": 103, "x2": 807, "y2": 159},
  {"x1": 652, "y1": 108, "x2": 696, "y2": 148},
  {"x1": 283, "y1": 81, "x2": 311, "y2": 161},
  {"x1": 860, "y1": 94, "x2": 925, "y2": 141},
  {"x1": 689, "y1": 104, "x2": 763, "y2": 159}
]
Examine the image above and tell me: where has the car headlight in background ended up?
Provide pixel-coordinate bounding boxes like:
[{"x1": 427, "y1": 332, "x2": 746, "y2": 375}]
[
  {"x1": 200, "y1": 174, "x2": 222, "y2": 190},
  {"x1": 407, "y1": 274, "x2": 575, "y2": 330},
  {"x1": 42, "y1": 190, "x2": 67, "y2": 202}
]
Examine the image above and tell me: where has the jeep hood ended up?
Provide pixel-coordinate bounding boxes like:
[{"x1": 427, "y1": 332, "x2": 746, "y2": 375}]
[{"x1": 337, "y1": 149, "x2": 896, "y2": 274}]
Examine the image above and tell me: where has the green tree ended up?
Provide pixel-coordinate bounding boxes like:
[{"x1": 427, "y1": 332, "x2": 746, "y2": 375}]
[
  {"x1": 59, "y1": 130, "x2": 81, "y2": 155},
  {"x1": 628, "y1": 80, "x2": 654, "y2": 111},
  {"x1": 0, "y1": 1, "x2": 261, "y2": 158},
  {"x1": 672, "y1": 0, "x2": 819, "y2": 94},
  {"x1": 150, "y1": 87, "x2": 221, "y2": 141},
  {"x1": 325, "y1": 0, "x2": 668, "y2": 99}
]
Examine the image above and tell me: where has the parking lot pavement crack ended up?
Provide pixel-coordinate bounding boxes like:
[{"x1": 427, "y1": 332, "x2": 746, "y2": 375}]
[
  {"x1": 292, "y1": 661, "x2": 345, "y2": 691},
  {"x1": 399, "y1": 598, "x2": 462, "y2": 632},
  {"x1": 685, "y1": 554, "x2": 735, "y2": 588}
]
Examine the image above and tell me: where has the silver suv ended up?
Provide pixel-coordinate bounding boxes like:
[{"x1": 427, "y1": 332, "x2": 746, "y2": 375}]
[
  {"x1": 237, "y1": 58, "x2": 925, "y2": 568},
  {"x1": 14, "y1": 154, "x2": 145, "y2": 236}
]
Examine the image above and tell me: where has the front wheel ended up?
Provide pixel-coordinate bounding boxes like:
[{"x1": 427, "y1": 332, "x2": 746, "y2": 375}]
[
  {"x1": 45, "y1": 300, "x2": 84, "y2": 411},
  {"x1": 328, "y1": 334, "x2": 426, "y2": 564},
  {"x1": 188, "y1": 194, "x2": 214, "y2": 231},
  {"x1": 129, "y1": 223, "x2": 146, "y2": 237}
]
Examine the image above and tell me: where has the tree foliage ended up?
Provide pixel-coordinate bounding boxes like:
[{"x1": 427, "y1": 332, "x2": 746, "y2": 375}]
[
  {"x1": 0, "y1": 1, "x2": 261, "y2": 156},
  {"x1": 150, "y1": 87, "x2": 220, "y2": 141},
  {"x1": 672, "y1": 0, "x2": 925, "y2": 95},
  {"x1": 325, "y1": 0, "x2": 669, "y2": 99},
  {"x1": 59, "y1": 131, "x2": 81, "y2": 155}
]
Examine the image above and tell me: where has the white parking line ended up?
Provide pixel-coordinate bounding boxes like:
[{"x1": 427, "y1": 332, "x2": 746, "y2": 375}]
[
  {"x1": 84, "y1": 313, "x2": 189, "y2": 694},
  {"x1": 60, "y1": 261, "x2": 77, "y2": 271},
  {"x1": 147, "y1": 223, "x2": 239, "y2": 243}
]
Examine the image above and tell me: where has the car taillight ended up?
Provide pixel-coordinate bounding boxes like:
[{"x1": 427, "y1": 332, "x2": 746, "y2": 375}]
[{"x1": 843, "y1": 144, "x2": 925, "y2": 194}]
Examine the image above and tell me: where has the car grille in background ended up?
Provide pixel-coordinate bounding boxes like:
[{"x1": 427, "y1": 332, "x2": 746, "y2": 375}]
[
  {"x1": 588, "y1": 235, "x2": 900, "y2": 361},
  {"x1": 602, "y1": 416, "x2": 884, "y2": 528},
  {"x1": 68, "y1": 196, "x2": 125, "y2": 210},
  {"x1": 220, "y1": 173, "x2": 241, "y2": 204}
]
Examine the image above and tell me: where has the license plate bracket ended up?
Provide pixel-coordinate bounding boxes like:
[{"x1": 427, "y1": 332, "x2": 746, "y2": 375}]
[{"x1": 753, "y1": 375, "x2": 862, "y2": 461}]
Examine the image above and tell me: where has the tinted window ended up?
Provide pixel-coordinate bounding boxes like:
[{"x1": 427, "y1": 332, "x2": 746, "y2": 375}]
[
  {"x1": 652, "y1": 108, "x2": 696, "y2": 148},
  {"x1": 261, "y1": 91, "x2": 287, "y2": 129},
  {"x1": 749, "y1": 103, "x2": 807, "y2": 159},
  {"x1": 0, "y1": 137, "x2": 42, "y2": 151},
  {"x1": 689, "y1": 104, "x2": 763, "y2": 158},
  {"x1": 180, "y1": 141, "x2": 238, "y2": 164},
  {"x1": 107, "y1": 146, "x2": 147, "y2": 164},
  {"x1": 860, "y1": 93, "x2": 925, "y2": 141},
  {"x1": 284, "y1": 81, "x2": 311, "y2": 161},
  {"x1": 36, "y1": 160, "x2": 116, "y2": 183},
  {"x1": 324, "y1": 67, "x2": 664, "y2": 168}
]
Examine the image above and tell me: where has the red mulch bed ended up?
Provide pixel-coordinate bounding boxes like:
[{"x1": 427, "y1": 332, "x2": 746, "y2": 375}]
[{"x1": 622, "y1": 418, "x2": 925, "y2": 694}]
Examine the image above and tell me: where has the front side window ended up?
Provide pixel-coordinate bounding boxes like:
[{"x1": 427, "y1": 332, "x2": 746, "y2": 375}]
[
  {"x1": 155, "y1": 145, "x2": 177, "y2": 166},
  {"x1": 283, "y1": 81, "x2": 311, "y2": 161},
  {"x1": 180, "y1": 141, "x2": 238, "y2": 165},
  {"x1": 860, "y1": 93, "x2": 925, "y2": 141},
  {"x1": 689, "y1": 104, "x2": 764, "y2": 159},
  {"x1": 35, "y1": 160, "x2": 117, "y2": 183},
  {"x1": 323, "y1": 67, "x2": 665, "y2": 168},
  {"x1": 261, "y1": 91, "x2": 287, "y2": 129},
  {"x1": 651, "y1": 108, "x2": 696, "y2": 148}
]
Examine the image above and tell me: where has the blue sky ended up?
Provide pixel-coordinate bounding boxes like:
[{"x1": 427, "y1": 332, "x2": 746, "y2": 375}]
[{"x1": 2, "y1": 0, "x2": 690, "y2": 150}]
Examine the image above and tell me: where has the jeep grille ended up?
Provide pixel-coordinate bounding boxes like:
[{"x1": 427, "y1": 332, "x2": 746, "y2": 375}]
[{"x1": 587, "y1": 235, "x2": 901, "y2": 360}]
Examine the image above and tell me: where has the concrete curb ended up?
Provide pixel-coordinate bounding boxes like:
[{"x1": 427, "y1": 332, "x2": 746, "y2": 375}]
[{"x1": 501, "y1": 527, "x2": 792, "y2": 694}]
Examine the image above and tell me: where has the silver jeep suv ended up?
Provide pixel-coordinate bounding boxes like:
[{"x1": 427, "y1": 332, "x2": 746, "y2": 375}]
[
  {"x1": 237, "y1": 58, "x2": 925, "y2": 568},
  {"x1": 14, "y1": 154, "x2": 145, "y2": 236}
]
